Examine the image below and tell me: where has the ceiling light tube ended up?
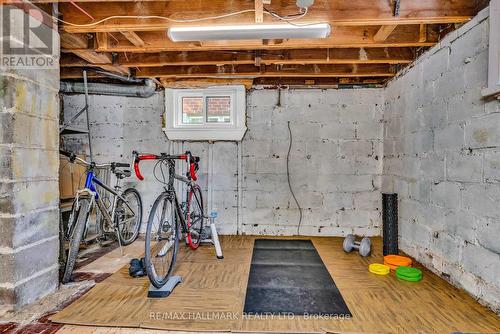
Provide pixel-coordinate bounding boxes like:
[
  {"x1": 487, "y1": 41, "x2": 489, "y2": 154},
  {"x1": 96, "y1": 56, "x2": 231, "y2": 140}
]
[{"x1": 167, "y1": 23, "x2": 331, "y2": 42}]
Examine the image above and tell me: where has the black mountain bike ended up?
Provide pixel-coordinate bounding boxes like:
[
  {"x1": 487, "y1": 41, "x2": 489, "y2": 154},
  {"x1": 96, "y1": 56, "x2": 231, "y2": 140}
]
[
  {"x1": 60, "y1": 150, "x2": 143, "y2": 283},
  {"x1": 133, "y1": 151, "x2": 204, "y2": 288}
]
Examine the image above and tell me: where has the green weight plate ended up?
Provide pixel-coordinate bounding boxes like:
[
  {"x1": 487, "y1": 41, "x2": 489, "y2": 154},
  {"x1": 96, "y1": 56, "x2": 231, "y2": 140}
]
[
  {"x1": 396, "y1": 266, "x2": 422, "y2": 278},
  {"x1": 396, "y1": 274, "x2": 422, "y2": 282}
]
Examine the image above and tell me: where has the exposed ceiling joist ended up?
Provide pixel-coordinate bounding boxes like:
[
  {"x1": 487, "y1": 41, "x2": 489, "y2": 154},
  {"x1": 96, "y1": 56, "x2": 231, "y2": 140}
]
[
  {"x1": 255, "y1": 0, "x2": 264, "y2": 23},
  {"x1": 55, "y1": 0, "x2": 480, "y2": 34},
  {"x1": 373, "y1": 25, "x2": 398, "y2": 42},
  {"x1": 71, "y1": 49, "x2": 112, "y2": 64},
  {"x1": 60, "y1": 32, "x2": 88, "y2": 49},
  {"x1": 51, "y1": 0, "x2": 487, "y2": 86},
  {"x1": 160, "y1": 78, "x2": 254, "y2": 89},
  {"x1": 419, "y1": 24, "x2": 427, "y2": 42},
  {"x1": 60, "y1": 48, "x2": 414, "y2": 68},
  {"x1": 59, "y1": 17, "x2": 471, "y2": 34},
  {"x1": 132, "y1": 64, "x2": 395, "y2": 79},
  {"x1": 79, "y1": 25, "x2": 436, "y2": 53},
  {"x1": 120, "y1": 31, "x2": 145, "y2": 47}
]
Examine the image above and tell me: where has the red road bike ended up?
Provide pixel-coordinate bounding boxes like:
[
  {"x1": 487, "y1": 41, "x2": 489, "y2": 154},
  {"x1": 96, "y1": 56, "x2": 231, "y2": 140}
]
[{"x1": 133, "y1": 151, "x2": 203, "y2": 288}]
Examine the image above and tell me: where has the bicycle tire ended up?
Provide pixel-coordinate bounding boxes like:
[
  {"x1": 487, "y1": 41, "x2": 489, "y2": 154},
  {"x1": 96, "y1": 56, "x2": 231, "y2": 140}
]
[
  {"x1": 145, "y1": 192, "x2": 180, "y2": 288},
  {"x1": 62, "y1": 197, "x2": 91, "y2": 284},
  {"x1": 186, "y1": 184, "x2": 204, "y2": 250},
  {"x1": 116, "y1": 188, "x2": 143, "y2": 246}
]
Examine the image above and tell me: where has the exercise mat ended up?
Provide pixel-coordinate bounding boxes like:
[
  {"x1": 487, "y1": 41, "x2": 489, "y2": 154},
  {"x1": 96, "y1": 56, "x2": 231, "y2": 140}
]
[{"x1": 243, "y1": 239, "x2": 351, "y2": 317}]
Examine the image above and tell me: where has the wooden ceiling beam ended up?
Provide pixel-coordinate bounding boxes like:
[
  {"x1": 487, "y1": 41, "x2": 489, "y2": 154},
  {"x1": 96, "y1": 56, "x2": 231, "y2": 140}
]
[
  {"x1": 132, "y1": 64, "x2": 395, "y2": 79},
  {"x1": 60, "y1": 32, "x2": 89, "y2": 49},
  {"x1": 76, "y1": 25, "x2": 437, "y2": 52},
  {"x1": 120, "y1": 31, "x2": 145, "y2": 47},
  {"x1": 253, "y1": 77, "x2": 387, "y2": 86},
  {"x1": 86, "y1": 48, "x2": 411, "y2": 67},
  {"x1": 373, "y1": 25, "x2": 398, "y2": 42},
  {"x1": 96, "y1": 32, "x2": 109, "y2": 49},
  {"x1": 55, "y1": 0, "x2": 481, "y2": 33},
  {"x1": 419, "y1": 24, "x2": 427, "y2": 42},
  {"x1": 62, "y1": 47, "x2": 411, "y2": 67},
  {"x1": 160, "y1": 78, "x2": 254, "y2": 89},
  {"x1": 70, "y1": 49, "x2": 112, "y2": 64},
  {"x1": 60, "y1": 17, "x2": 471, "y2": 34},
  {"x1": 255, "y1": 0, "x2": 264, "y2": 23},
  {"x1": 66, "y1": 45, "x2": 130, "y2": 76}
]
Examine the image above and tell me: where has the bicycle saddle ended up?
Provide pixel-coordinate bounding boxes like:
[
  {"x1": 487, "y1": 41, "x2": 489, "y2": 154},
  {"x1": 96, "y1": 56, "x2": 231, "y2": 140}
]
[{"x1": 114, "y1": 169, "x2": 131, "y2": 179}]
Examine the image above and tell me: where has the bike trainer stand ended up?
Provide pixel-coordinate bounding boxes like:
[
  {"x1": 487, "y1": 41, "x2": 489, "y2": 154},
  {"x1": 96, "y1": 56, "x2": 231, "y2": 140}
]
[
  {"x1": 148, "y1": 276, "x2": 182, "y2": 298},
  {"x1": 147, "y1": 212, "x2": 223, "y2": 298},
  {"x1": 201, "y1": 212, "x2": 224, "y2": 259}
]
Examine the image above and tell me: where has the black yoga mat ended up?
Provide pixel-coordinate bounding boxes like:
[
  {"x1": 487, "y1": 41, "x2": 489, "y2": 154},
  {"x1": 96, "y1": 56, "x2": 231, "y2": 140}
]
[{"x1": 243, "y1": 239, "x2": 351, "y2": 316}]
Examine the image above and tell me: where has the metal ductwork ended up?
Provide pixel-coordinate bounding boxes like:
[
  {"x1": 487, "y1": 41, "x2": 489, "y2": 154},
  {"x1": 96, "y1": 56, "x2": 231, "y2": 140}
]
[{"x1": 60, "y1": 79, "x2": 156, "y2": 98}]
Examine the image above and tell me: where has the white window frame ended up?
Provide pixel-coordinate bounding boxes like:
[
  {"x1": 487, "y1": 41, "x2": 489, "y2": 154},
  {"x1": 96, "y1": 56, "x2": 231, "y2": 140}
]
[
  {"x1": 482, "y1": 0, "x2": 500, "y2": 98},
  {"x1": 163, "y1": 86, "x2": 247, "y2": 141}
]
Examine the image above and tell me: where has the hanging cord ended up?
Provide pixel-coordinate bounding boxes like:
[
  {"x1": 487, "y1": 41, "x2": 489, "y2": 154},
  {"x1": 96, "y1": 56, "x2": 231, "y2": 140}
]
[{"x1": 287, "y1": 121, "x2": 303, "y2": 235}]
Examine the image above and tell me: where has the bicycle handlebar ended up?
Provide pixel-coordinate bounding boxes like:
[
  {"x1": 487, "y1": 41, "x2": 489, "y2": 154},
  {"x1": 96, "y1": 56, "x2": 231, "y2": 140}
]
[
  {"x1": 60, "y1": 150, "x2": 128, "y2": 169},
  {"x1": 114, "y1": 162, "x2": 130, "y2": 168},
  {"x1": 132, "y1": 150, "x2": 199, "y2": 181}
]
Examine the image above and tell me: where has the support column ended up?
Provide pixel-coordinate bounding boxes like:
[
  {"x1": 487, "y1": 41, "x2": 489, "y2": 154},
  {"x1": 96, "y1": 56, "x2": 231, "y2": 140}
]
[{"x1": 0, "y1": 5, "x2": 60, "y2": 313}]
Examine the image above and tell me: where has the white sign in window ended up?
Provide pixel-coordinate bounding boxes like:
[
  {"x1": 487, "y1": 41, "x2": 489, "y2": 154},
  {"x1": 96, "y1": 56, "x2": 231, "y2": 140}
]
[{"x1": 164, "y1": 86, "x2": 247, "y2": 141}]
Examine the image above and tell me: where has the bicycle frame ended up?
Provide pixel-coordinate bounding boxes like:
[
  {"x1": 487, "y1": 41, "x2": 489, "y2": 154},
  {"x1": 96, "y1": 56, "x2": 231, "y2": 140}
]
[
  {"x1": 162, "y1": 159, "x2": 192, "y2": 235},
  {"x1": 133, "y1": 151, "x2": 200, "y2": 236},
  {"x1": 71, "y1": 168, "x2": 136, "y2": 241}
]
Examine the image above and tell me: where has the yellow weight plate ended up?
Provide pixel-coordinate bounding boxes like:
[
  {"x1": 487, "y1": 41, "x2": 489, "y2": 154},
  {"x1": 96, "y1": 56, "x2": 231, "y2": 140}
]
[{"x1": 369, "y1": 263, "x2": 390, "y2": 275}]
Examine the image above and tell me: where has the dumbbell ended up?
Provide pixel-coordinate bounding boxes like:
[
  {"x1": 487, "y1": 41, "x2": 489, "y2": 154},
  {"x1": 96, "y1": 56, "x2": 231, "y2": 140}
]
[{"x1": 343, "y1": 234, "x2": 371, "y2": 257}]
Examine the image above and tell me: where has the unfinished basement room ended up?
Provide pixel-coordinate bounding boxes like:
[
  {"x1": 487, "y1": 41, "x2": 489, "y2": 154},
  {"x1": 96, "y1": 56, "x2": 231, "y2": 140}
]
[{"x1": 1, "y1": 0, "x2": 500, "y2": 333}]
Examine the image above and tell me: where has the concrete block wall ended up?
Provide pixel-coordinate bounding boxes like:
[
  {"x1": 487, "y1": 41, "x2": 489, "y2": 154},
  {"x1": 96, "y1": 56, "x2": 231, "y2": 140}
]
[
  {"x1": 62, "y1": 88, "x2": 384, "y2": 236},
  {"x1": 0, "y1": 68, "x2": 60, "y2": 310},
  {"x1": 62, "y1": 92, "x2": 239, "y2": 235},
  {"x1": 242, "y1": 89, "x2": 383, "y2": 235},
  {"x1": 383, "y1": 8, "x2": 500, "y2": 312}
]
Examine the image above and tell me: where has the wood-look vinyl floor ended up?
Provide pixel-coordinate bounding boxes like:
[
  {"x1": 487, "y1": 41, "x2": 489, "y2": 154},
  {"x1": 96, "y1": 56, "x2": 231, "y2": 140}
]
[{"x1": 52, "y1": 236, "x2": 500, "y2": 333}]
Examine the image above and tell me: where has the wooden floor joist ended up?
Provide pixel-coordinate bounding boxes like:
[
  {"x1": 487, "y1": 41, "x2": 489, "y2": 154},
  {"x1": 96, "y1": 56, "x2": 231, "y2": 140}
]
[
  {"x1": 373, "y1": 25, "x2": 398, "y2": 42},
  {"x1": 60, "y1": 48, "x2": 414, "y2": 68},
  {"x1": 132, "y1": 64, "x2": 395, "y2": 79},
  {"x1": 54, "y1": 0, "x2": 481, "y2": 33},
  {"x1": 82, "y1": 25, "x2": 436, "y2": 53},
  {"x1": 70, "y1": 50, "x2": 112, "y2": 64},
  {"x1": 120, "y1": 31, "x2": 145, "y2": 47}
]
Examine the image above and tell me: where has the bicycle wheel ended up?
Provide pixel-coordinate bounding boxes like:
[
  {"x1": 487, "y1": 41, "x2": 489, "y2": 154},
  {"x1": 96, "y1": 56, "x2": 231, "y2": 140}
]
[
  {"x1": 145, "y1": 192, "x2": 179, "y2": 288},
  {"x1": 186, "y1": 184, "x2": 204, "y2": 250},
  {"x1": 116, "y1": 188, "x2": 143, "y2": 246},
  {"x1": 62, "y1": 197, "x2": 91, "y2": 284}
]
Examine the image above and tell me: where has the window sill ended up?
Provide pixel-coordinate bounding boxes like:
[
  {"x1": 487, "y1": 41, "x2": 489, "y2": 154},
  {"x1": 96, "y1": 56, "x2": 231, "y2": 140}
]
[
  {"x1": 163, "y1": 127, "x2": 247, "y2": 141},
  {"x1": 481, "y1": 86, "x2": 500, "y2": 99}
]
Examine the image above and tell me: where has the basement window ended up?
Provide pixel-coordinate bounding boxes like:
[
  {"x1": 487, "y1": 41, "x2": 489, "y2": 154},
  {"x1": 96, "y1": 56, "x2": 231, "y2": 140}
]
[
  {"x1": 482, "y1": 0, "x2": 500, "y2": 97},
  {"x1": 164, "y1": 86, "x2": 247, "y2": 141}
]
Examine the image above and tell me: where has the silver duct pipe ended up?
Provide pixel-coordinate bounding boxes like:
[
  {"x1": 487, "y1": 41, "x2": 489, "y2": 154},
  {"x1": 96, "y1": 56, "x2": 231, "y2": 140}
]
[{"x1": 60, "y1": 78, "x2": 156, "y2": 98}]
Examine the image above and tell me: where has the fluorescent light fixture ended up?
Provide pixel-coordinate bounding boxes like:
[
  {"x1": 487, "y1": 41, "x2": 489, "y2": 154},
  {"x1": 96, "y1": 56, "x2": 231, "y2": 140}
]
[{"x1": 167, "y1": 23, "x2": 331, "y2": 42}]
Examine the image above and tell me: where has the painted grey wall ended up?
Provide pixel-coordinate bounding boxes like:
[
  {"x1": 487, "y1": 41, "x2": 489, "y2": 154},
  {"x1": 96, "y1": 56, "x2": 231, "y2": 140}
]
[
  {"x1": 0, "y1": 26, "x2": 60, "y2": 312},
  {"x1": 62, "y1": 88, "x2": 384, "y2": 237},
  {"x1": 383, "y1": 8, "x2": 500, "y2": 312}
]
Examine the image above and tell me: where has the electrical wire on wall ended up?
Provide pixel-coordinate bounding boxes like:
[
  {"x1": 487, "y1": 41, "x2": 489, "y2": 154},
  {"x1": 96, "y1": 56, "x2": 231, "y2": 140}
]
[{"x1": 287, "y1": 121, "x2": 303, "y2": 235}]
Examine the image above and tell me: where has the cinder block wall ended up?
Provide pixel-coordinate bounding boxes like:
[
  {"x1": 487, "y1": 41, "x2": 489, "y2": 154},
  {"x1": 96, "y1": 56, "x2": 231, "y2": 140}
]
[
  {"x1": 383, "y1": 8, "x2": 500, "y2": 311},
  {"x1": 62, "y1": 88, "x2": 384, "y2": 236},
  {"x1": 0, "y1": 60, "x2": 60, "y2": 310},
  {"x1": 243, "y1": 89, "x2": 383, "y2": 235}
]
